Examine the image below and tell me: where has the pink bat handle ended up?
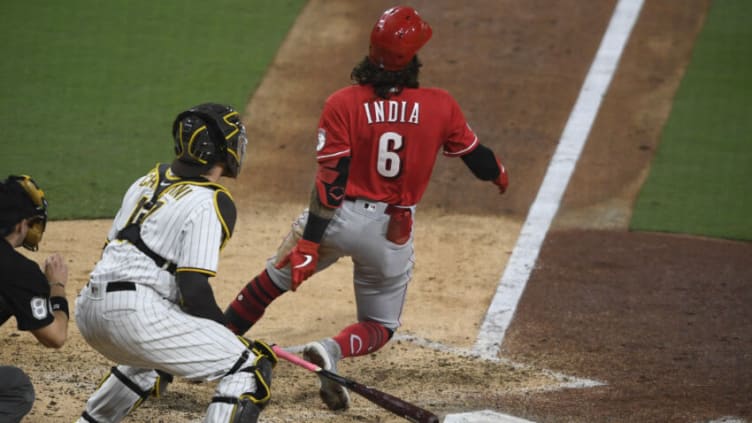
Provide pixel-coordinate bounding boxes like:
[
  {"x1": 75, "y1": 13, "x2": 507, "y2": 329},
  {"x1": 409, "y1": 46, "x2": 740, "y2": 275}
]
[{"x1": 272, "y1": 345, "x2": 322, "y2": 372}]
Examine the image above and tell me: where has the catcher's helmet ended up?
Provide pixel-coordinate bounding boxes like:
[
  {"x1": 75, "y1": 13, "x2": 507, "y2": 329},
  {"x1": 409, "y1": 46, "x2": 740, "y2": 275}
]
[
  {"x1": 0, "y1": 175, "x2": 48, "y2": 251},
  {"x1": 368, "y1": 6, "x2": 432, "y2": 71},
  {"x1": 171, "y1": 103, "x2": 248, "y2": 178}
]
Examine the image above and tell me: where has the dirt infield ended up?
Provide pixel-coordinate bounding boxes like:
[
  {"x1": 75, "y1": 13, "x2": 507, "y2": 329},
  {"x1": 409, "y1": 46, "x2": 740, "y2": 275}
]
[{"x1": 3, "y1": 1, "x2": 751, "y2": 422}]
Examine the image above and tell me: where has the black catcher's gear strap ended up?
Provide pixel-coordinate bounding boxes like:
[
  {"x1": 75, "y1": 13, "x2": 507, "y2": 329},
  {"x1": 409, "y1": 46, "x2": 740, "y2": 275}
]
[
  {"x1": 461, "y1": 143, "x2": 502, "y2": 181},
  {"x1": 176, "y1": 271, "x2": 227, "y2": 325},
  {"x1": 116, "y1": 164, "x2": 178, "y2": 273},
  {"x1": 212, "y1": 339, "x2": 277, "y2": 411},
  {"x1": 153, "y1": 370, "x2": 174, "y2": 398},
  {"x1": 116, "y1": 163, "x2": 233, "y2": 273},
  {"x1": 117, "y1": 224, "x2": 178, "y2": 274}
]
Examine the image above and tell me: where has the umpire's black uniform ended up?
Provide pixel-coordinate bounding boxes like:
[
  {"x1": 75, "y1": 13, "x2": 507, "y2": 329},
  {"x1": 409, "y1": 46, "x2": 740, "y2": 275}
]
[{"x1": 0, "y1": 237, "x2": 54, "y2": 421}]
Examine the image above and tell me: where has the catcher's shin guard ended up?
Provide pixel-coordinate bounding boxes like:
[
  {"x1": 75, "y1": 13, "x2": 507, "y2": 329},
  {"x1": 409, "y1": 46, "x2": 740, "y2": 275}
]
[
  {"x1": 78, "y1": 366, "x2": 160, "y2": 423},
  {"x1": 205, "y1": 340, "x2": 276, "y2": 422},
  {"x1": 230, "y1": 398, "x2": 261, "y2": 423},
  {"x1": 243, "y1": 339, "x2": 277, "y2": 408}
]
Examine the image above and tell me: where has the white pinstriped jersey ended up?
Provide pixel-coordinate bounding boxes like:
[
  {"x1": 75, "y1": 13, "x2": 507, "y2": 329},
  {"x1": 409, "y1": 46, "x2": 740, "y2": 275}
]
[{"x1": 89, "y1": 165, "x2": 233, "y2": 301}]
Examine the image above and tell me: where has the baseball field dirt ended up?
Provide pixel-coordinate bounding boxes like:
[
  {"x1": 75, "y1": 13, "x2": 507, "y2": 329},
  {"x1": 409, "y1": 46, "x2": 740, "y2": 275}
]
[{"x1": 3, "y1": 1, "x2": 751, "y2": 422}]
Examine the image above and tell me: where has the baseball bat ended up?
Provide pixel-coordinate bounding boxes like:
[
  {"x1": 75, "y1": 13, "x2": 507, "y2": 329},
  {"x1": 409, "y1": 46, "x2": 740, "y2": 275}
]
[{"x1": 271, "y1": 345, "x2": 439, "y2": 423}]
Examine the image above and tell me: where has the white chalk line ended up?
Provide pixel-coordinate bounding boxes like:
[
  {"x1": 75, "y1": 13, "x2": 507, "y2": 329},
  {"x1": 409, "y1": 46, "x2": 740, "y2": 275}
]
[
  {"x1": 286, "y1": 337, "x2": 604, "y2": 391},
  {"x1": 393, "y1": 333, "x2": 605, "y2": 391},
  {"x1": 473, "y1": 0, "x2": 645, "y2": 360},
  {"x1": 445, "y1": 0, "x2": 645, "y2": 420}
]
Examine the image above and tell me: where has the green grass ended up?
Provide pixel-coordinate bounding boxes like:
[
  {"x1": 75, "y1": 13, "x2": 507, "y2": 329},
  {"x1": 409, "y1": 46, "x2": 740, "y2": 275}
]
[
  {"x1": 630, "y1": 0, "x2": 752, "y2": 241},
  {"x1": 0, "y1": 0, "x2": 305, "y2": 219}
]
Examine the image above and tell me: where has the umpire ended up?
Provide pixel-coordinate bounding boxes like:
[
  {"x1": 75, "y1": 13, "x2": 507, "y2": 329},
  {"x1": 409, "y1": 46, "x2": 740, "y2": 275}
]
[{"x1": 0, "y1": 175, "x2": 70, "y2": 423}]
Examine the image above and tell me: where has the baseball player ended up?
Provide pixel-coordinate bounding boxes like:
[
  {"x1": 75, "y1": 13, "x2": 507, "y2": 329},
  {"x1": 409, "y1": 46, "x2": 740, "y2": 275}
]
[
  {"x1": 74, "y1": 103, "x2": 276, "y2": 423},
  {"x1": 0, "y1": 175, "x2": 70, "y2": 423},
  {"x1": 224, "y1": 6, "x2": 509, "y2": 412}
]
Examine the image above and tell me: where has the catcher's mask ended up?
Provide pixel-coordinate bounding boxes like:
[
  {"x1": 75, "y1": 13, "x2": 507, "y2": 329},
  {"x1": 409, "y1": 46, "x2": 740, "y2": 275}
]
[
  {"x1": 0, "y1": 175, "x2": 48, "y2": 251},
  {"x1": 368, "y1": 6, "x2": 432, "y2": 71},
  {"x1": 171, "y1": 103, "x2": 248, "y2": 178}
]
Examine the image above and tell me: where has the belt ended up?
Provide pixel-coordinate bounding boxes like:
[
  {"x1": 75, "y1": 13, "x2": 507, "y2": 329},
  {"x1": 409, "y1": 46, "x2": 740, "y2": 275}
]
[
  {"x1": 106, "y1": 281, "x2": 137, "y2": 292},
  {"x1": 345, "y1": 197, "x2": 413, "y2": 217}
]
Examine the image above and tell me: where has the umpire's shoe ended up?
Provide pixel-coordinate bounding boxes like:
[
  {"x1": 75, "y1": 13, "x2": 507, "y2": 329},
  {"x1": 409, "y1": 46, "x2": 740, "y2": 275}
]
[{"x1": 303, "y1": 338, "x2": 351, "y2": 411}]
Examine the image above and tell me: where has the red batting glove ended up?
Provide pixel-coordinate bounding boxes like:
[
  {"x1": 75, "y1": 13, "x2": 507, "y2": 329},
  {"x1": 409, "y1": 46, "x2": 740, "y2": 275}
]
[
  {"x1": 493, "y1": 158, "x2": 509, "y2": 194},
  {"x1": 275, "y1": 239, "x2": 320, "y2": 291}
]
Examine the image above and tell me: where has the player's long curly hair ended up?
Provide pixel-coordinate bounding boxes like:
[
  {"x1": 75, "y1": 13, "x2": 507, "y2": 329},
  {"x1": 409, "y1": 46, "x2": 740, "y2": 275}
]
[{"x1": 351, "y1": 56, "x2": 422, "y2": 99}]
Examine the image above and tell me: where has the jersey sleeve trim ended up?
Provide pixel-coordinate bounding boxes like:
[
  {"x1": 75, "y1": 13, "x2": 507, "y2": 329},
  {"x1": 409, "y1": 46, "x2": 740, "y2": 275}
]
[
  {"x1": 176, "y1": 267, "x2": 216, "y2": 277},
  {"x1": 317, "y1": 149, "x2": 351, "y2": 161},
  {"x1": 443, "y1": 135, "x2": 479, "y2": 157},
  {"x1": 213, "y1": 188, "x2": 237, "y2": 249}
]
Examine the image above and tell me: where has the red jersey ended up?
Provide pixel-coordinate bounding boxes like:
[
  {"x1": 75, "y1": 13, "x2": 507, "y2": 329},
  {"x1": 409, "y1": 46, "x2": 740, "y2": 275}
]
[{"x1": 316, "y1": 84, "x2": 478, "y2": 206}]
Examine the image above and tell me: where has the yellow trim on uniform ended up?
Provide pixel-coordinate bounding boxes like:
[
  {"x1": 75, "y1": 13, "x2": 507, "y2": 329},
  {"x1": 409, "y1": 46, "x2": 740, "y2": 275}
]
[
  {"x1": 213, "y1": 188, "x2": 234, "y2": 250},
  {"x1": 176, "y1": 267, "x2": 216, "y2": 277},
  {"x1": 163, "y1": 166, "x2": 181, "y2": 182}
]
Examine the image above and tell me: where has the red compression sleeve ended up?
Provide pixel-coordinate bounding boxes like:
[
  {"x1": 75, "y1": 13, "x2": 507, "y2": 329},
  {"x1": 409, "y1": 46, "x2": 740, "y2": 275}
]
[
  {"x1": 224, "y1": 270, "x2": 284, "y2": 334},
  {"x1": 332, "y1": 321, "x2": 393, "y2": 358}
]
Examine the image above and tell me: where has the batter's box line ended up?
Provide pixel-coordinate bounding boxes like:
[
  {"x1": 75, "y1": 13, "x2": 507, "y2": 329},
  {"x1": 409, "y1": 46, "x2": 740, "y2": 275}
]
[
  {"x1": 392, "y1": 333, "x2": 606, "y2": 391},
  {"x1": 284, "y1": 335, "x2": 604, "y2": 391}
]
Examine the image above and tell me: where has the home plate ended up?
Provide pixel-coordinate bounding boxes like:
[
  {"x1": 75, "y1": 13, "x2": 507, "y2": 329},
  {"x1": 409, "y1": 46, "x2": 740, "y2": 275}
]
[{"x1": 444, "y1": 410, "x2": 536, "y2": 422}]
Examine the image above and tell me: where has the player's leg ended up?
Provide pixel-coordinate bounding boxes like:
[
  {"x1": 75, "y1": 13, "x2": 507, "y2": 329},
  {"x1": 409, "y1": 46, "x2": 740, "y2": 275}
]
[
  {"x1": 76, "y1": 366, "x2": 163, "y2": 423},
  {"x1": 224, "y1": 209, "x2": 343, "y2": 334},
  {"x1": 205, "y1": 339, "x2": 276, "y2": 422},
  {"x1": 139, "y1": 305, "x2": 276, "y2": 421},
  {"x1": 328, "y1": 200, "x2": 413, "y2": 359},
  {"x1": 224, "y1": 211, "x2": 304, "y2": 334},
  {"x1": 303, "y1": 265, "x2": 409, "y2": 411},
  {"x1": 76, "y1": 284, "x2": 275, "y2": 422},
  {"x1": 224, "y1": 267, "x2": 283, "y2": 334},
  {"x1": 0, "y1": 366, "x2": 34, "y2": 422},
  {"x1": 303, "y1": 201, "x2": 413, "y2": 410}
]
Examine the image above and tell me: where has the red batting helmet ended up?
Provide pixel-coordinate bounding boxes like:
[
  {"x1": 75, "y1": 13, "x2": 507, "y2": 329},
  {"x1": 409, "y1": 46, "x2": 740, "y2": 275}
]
[{"x1": 368, "y1": 6, "x2": 433, "y2": 71}]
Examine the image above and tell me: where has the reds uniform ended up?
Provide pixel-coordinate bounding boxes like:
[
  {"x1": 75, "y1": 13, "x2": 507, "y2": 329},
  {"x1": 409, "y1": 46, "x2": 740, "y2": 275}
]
[
  {"x1": 75, "y1": 104, "x2": 275, "y2": 423},
  {"x1": 225, "y1": 6, "x2": 508, "y2": 412},
  {"x1": 264, "y1": 85, "x2": 479, "y2": 329}
]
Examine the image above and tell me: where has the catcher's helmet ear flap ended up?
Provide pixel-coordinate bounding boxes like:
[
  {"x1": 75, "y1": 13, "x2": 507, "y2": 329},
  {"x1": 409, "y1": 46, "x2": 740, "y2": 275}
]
[
  {"x1": 2, "y1": 175, "x2": 48, "y2": 251},
  {"x1": 171, "y1": 103, "x2": 248, "y2": 178},
  {"x1": 368, "y1": 6, "x2": 432, "y2": 71}
]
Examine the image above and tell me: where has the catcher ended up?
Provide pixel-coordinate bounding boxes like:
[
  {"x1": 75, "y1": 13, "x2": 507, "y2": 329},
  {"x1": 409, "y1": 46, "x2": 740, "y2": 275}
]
[{"x1": 74, "y1": 103, "x2": 276, "y2": 423}]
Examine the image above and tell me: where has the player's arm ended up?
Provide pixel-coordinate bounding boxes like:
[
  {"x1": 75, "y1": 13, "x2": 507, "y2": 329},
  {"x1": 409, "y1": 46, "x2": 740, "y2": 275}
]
[
  {"x1": 30, "y1": 254, "x2": 70, "y2": 349},
  {"x1": 176, "y1": 270, "x2": 227, "y2": 325},
  {"x1": 276, "y1": 157, "x2": 350, "y2": 290},
  {"x1": 305, "y1": 155, "x2": 351, "y2": 241},
  {"x1": 175, "y1": 189, "x2": 236, "y2": 325},
  {"x1": 460, "y1": 143, "x2": 509, "y2": 194},
  {"x1": 31, "y1": 307, "x2": 68, "y2": 348}
]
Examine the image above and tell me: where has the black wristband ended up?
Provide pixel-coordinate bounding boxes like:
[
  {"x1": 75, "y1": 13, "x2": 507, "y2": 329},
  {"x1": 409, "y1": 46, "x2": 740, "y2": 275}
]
[
  {"x1": 302, "y1": 212, "x2": 331, "y2": 244},
  {"x1": 50, "y1": 296, "x2": 69, "y2": 319}
]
